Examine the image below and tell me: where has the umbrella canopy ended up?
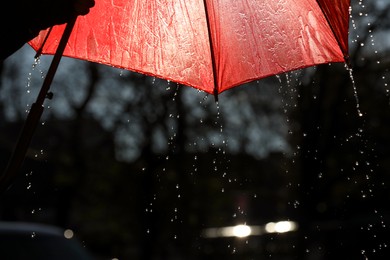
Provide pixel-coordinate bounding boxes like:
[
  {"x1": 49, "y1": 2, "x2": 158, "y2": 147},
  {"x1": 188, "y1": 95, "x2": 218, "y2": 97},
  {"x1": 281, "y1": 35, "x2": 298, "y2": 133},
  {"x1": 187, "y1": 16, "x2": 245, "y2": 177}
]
[{"x1": 29, "y1": 0, "x2": 350, "y2": 96}]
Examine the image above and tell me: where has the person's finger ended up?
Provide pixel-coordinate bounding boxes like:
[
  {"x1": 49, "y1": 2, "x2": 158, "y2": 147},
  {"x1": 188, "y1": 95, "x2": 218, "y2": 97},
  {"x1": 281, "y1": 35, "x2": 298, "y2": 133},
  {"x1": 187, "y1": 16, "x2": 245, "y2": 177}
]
[{"x1": 74, "y1": 0, "x2": 95, "y2": 16}]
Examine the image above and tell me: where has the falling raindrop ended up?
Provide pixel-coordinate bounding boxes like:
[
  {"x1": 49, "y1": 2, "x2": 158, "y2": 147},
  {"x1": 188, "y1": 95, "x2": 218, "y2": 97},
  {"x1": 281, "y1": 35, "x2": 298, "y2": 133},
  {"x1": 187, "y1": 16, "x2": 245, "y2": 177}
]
[
  {"x1": 171, "y1": 83, "x2": 180, "y2": 102},
  {"x1": 345, "y1": 64, "x2": 363, "y2": 117}
]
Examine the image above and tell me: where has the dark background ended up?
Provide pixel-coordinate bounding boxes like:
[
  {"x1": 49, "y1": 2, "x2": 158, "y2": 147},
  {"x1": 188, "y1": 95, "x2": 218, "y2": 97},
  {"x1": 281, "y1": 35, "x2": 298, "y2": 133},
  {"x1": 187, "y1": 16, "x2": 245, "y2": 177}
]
[{"x1": 0, "y1": 1, "x2": 389, "y2": 259}]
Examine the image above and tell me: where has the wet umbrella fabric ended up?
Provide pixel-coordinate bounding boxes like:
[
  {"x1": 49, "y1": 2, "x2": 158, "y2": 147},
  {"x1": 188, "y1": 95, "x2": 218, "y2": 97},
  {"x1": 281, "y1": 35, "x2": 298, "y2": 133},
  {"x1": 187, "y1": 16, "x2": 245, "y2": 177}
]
[
  {"x1": 29, "y1": 0, "x2": 350, "y2": 95},
  {"x1": 0, "y1": 0, "x2": 350, "y2": 193}
]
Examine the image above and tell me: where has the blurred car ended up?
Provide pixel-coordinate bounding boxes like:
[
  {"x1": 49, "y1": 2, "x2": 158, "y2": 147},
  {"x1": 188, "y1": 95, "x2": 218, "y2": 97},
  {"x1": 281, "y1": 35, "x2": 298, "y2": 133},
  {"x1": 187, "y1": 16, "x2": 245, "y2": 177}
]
[{"x1": 0, "y1": 221, "x2": 95, "y2": 260}]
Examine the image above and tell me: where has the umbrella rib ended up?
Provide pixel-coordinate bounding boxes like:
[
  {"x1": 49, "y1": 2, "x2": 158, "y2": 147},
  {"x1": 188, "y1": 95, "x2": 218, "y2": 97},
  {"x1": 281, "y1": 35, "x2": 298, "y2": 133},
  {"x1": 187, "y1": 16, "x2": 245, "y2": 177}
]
[
  {"x1": 34, "y1": 27, "x2": 54, "y2": 59},
  {"x1": 203, "y1": 0, "x2": 219, "y2": 101},
  {"x1": 314, "y1": 0, "x2": 350, "y2": 63}
]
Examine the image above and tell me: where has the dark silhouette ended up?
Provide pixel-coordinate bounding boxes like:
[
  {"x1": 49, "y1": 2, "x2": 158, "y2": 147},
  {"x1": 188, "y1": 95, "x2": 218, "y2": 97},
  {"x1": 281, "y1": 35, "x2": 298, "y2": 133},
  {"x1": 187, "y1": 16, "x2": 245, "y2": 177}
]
[{"x1": 0, "y1": 0, "x2": 95, "y2": 60}]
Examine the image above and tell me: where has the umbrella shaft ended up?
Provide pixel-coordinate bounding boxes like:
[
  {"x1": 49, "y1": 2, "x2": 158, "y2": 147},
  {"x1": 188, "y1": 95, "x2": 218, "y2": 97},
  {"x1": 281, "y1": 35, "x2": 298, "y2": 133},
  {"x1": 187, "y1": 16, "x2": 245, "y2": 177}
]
[{"x1": 0, "y1": 17, "x2": 77, "y2": 194}]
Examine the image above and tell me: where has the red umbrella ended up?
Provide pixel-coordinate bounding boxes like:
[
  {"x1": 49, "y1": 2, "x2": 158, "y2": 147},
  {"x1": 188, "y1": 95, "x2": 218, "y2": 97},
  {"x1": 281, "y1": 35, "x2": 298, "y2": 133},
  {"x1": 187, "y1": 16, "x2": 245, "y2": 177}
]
[
  {"x1": 0, "y1": 0, "x2": 350, "y2": 192},
  {"x1": 30, "y1": 0, "x2": 350, "y2": 96}
]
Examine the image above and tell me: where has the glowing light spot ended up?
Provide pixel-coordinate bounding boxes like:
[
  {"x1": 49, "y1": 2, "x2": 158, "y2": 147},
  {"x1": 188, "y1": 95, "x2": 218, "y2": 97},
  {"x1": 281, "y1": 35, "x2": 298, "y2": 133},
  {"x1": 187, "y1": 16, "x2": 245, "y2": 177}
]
[
  {"x1": 232, "y1": 225, "x2": 252, "y2": 238},
  {"x1": 64, "y1": 229, "x2": 74, "y2": 239}
]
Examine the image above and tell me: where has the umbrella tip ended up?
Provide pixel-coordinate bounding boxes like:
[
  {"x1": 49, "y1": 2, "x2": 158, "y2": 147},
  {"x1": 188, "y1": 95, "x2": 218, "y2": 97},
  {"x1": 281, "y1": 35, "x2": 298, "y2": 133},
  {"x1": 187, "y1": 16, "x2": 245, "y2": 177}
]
[
  {"x1": 213, "y1": 89, "x2": 219, "y2": 103},
  {"x1": 344, "y1": 55, "x2": 352, "y2": 68},
  {"x1": 34, "y1": 51, "x2": 42, "y2": 60}
]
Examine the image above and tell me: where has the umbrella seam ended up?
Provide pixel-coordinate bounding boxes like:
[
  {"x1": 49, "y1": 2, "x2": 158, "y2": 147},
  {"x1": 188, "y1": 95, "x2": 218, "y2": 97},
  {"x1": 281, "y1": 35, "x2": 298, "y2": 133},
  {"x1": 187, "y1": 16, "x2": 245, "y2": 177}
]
[
  {"x1": 203, "y1": 0, "x2": 219, "y2": 101},
  {"x1": 314, "y1": 0, "x2": 350, "y2": 62}
]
